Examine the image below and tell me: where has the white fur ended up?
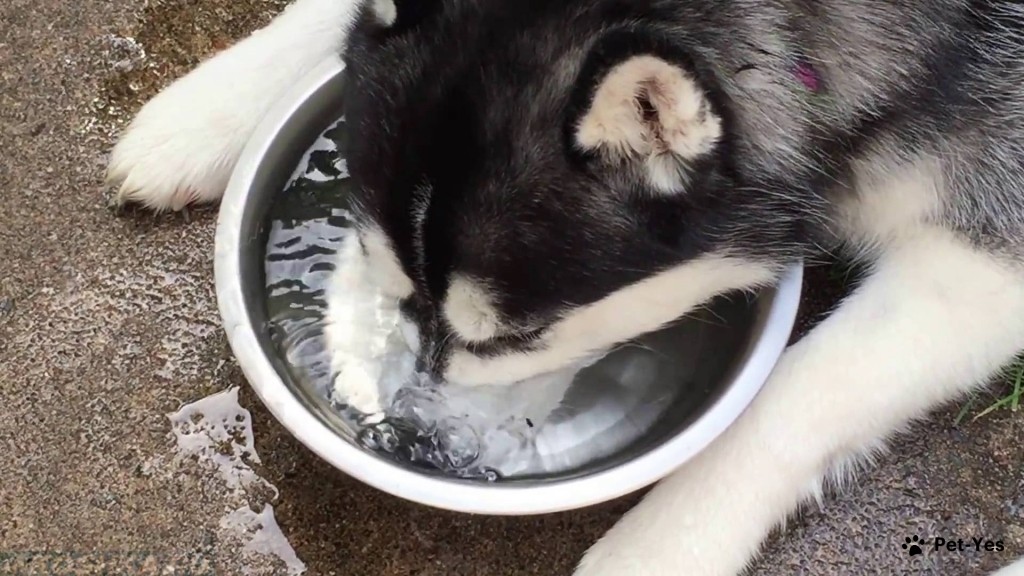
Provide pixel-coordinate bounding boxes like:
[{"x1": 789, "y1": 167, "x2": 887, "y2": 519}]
[
  {"x1": 835, "y1": 155, "x2": 945, "y2": 250},
  {"x1": 575, "y1": 55, "x2": 722, "y2": 193},
  {"x1": 444, "y1": 275, "x2": 503, "y2": 342},
  {"x1": 574, "y1": 232, "x2": 1024, "y2": 576},
  {"x1": 361, "y1": 226, "x2": 415, "y2": 299},
  {"x1": 573, "y1": 157, "x2": 1024, "y2": 575},
  {"x1": 445, "y1": 256, "x2": 774, "y2": 386},
  {"x1": 106, "y1": 0, "x2": 364, "y2": 210},
  {"x1": 324, "y1": 234, "x2": 406, "y2": 415},
  {"x1": 370, "y1": 0, "x2": 397, "y2": 26}
]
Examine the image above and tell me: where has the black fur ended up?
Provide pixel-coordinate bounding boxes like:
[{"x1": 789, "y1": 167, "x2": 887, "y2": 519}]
[
  {"x1": 341, "y1": 0, "x2": 1024, "y2": 371},
  {"x1": 342, "y1": 0, "x2": 814, "y2": 368}
]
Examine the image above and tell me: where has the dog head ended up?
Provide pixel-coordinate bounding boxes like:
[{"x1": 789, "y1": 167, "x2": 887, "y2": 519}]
[{"x1": 339, "y1": 0, "x2": 786, "y2": 386}]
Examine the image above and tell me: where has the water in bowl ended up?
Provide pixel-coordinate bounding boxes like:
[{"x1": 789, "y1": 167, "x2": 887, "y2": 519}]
[{"x1": 264, "y1": 117, "x2": 747, "y2": 482}]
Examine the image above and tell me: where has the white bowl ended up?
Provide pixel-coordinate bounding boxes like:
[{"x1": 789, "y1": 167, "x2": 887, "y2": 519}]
[{"x1": 214, "y1": 58, "x2": 803, "y2": 515}]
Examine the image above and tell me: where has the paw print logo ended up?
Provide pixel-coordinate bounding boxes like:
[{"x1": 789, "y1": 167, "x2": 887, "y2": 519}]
[{"x1": 902, "y1": 536, "x2": 923, "y2": 556}]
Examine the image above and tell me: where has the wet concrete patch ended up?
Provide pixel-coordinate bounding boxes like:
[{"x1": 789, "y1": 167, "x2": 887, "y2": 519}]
[{"x1": 98, "y1": 0, "x2": 290, "y2": 123}]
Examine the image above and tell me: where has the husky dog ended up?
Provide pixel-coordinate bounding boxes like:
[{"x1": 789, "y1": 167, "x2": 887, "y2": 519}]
[{"x1": 108, "y1": 0, "x2": 1024, "y2": 573}]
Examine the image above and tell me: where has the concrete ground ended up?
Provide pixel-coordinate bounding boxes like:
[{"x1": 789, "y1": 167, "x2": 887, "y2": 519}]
[{"x1": 1, "y1": 0, "x2": 1022, "y2": 574}]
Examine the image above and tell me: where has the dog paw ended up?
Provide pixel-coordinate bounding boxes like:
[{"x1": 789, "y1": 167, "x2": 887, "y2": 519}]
[
  {"x1": 105, "y1": 23, "x2": 327, "y2": 211},
  {"x1": 106, "y1": 65, "x2": 257, "y2": 211},
  {"x1": 106, "y1": 44, "x2": 279, "y2": 212},
  {"x1": 571, "y1": 422, "x2": 776, "y2": 576},
  {"x1": 105, "y1": 0, "x2": 368, "y2": 212}
]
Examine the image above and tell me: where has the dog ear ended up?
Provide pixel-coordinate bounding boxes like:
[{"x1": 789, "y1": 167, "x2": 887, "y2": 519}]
[
  {"x1": 571, "y1": 53, "x2": 723, "y2": 193},
  {"x1": 368, "y1": 0, "x2": 440, "y2": 33}
]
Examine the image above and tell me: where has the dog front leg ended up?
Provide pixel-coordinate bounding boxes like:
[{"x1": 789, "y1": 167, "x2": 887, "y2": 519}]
[{"x1": 575, "y1": 231, "x2": 1024, "y2": 576}]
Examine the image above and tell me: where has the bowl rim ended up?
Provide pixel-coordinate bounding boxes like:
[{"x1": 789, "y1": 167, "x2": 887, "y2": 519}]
[{"x1": 214, "y1": 56, "x2": 803, "y2": 515}]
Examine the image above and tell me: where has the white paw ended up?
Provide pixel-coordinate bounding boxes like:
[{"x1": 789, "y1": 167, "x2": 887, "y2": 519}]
[
  {"x1": 573, "y1": 494, "x2": 762, "y2": 576},
  {"x1": 107, "y1": 0, "x2": 357, "y2": 211},
  {"x1": 571, "y1": 395, "x2": 800, "y2": 576},
  {"x1": 106, "y1": 49, "x2": 269, "y2": 211}
]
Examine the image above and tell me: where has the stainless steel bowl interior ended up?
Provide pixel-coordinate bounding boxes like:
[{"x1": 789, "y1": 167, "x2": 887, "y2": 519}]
[{"x1": 215, "y1": 58, "x2": 802, "y2": 514}]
